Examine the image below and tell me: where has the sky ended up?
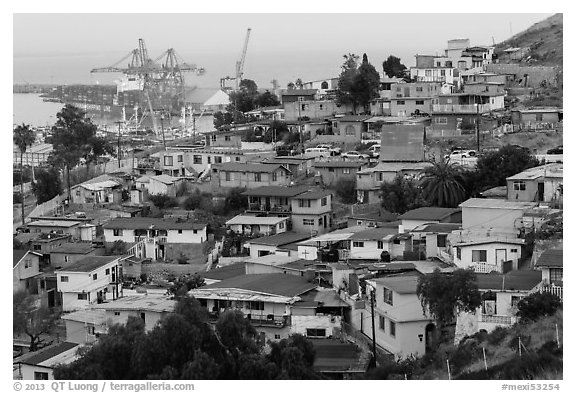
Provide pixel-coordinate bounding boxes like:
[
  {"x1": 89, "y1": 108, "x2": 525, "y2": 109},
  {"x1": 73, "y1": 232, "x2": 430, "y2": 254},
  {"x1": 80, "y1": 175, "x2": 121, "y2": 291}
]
[{"x1": 13, "y1": 13, "x2": 554, "y2": 89}]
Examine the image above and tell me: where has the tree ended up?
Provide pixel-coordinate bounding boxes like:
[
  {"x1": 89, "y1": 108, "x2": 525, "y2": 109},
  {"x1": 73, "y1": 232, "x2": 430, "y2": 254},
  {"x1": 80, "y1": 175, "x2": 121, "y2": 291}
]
[
  {"x1": 148, "y1": 194, "x2": 177, "y2": 210},
  {"x1": 417, "y1": 269, "x2": 482, "y2": 328},
  {"x1": 31, "y1": 168, "x2": 62, "y2": 204},
  {"x1": 335, "y1": 177, "x2": 357, "y2": 204},
  {"x1": 354, "y1": 53, "x2": 381, "y2": 113},
  {"x1": 294, "y1": 78, "x2": 303, "y2": 89},
  {"x1": 13, "y1": 124, "x2": 36, "y2": 225},
  {"x1": 336, "y1": 53, "x2": 361, "y2": 111},
  {"x1": 382, "y1": 55, "x2": 407, "y2": 78},
  {"x1": 476, "y1": 145, "x2": 539, "y2": 189},
  {"x1": 169, "y1": 274, "x2": 206, "y2": 298},
  {"x1": 420, "y1": 160, "x2": 467, "y2": 208},
  {"x1": 239, "y1": 79, "x2": 258, "y2": 96},
  {"x1": 13, "y1": 291, "x2": 60, "y2": 351},
  {"x1": 516, "y1": 292, "x2": 562, "y2": 322},
  {"x1": 254, "y1": 91, "x2": 280, "y2": 108},
  {"x1": 380, "y1": 174, "x2": 428, "y2": 214},
  {"x1": 107, "y1": 240, "x2": 127, "y2": 256},
  {"x1": 49, "y1": 104, "x2": 113, "y2": 199},
  {"x1": 269, "y1": 334, "x2": 317, "y2": 379},
  {"x1": 224, "y1": 187, "x2": 248, "y2": 212},
  {"x1": 287, "y1": 82, "x2": 295, "y2": 90}
]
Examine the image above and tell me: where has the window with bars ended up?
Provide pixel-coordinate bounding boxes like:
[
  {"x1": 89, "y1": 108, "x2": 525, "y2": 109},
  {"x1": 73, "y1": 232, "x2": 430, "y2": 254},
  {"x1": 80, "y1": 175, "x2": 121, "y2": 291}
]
[
  {"x1": 383, "y1": 287, "x2": 393, "y2": 305},
  {"x1": 513, "y1": 181, "x2": 526, "y2": 191},
  {"x1": 352, "y1": 241, "x2": 364, "y2": 248},
  {"x1": 550, "y1": 268, "x2": 563, "y2": 283},
  {"x1": 472, "y1": 250, "x2": 487, "y2": 262}
]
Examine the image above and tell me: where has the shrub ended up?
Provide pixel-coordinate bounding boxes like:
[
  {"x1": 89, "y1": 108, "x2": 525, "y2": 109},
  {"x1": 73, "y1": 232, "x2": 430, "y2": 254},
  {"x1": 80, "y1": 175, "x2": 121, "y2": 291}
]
[
  {"x1": 334, "y1": 177, "x2": 357, "y2": 204},
  {"x1": 516, "y1": 292, "x2": 562, "y2": 322},
  {"x1": 486, "y1": 326, "x2": 509, "y2": 346}
]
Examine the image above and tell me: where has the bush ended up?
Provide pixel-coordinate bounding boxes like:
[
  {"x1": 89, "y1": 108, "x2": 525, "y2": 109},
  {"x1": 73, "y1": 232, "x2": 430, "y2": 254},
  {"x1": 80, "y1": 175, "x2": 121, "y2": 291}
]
[
  {"x1": 13, "y1": 192, "x2": 23, "y2": 204},
  {"x1": 486, "y1": 326, "x2": 509, "y2": 346},
  {"x1": 149, "y1": 194, "x2": 178, "y2": 210},
  {"x1": 183, "y1": 190, "x2": 202, "y2": 210},
  {"x1": 334, "y1": 177, "x2": 356, "y2": 204},
  {"x1": 516, "y1": 292, "x2": 562, "y2": 322}
]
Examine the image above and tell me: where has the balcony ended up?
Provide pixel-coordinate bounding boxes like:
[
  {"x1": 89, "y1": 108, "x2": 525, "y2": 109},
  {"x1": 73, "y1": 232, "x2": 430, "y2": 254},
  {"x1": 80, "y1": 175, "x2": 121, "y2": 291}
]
[
  {"x1": 473, "y1": 262, "x2": 501, "y2": 274},
  {"x1": 433, "y1": 104, "x2": 492, "y2": 113},
  {"x1": 479, "y1": 314, "x2": 516, "y2": 325},
  {"x1": 134, "y1": 236, "x2": 168, "y2": 244},
  {"x1": 247, "y1": 203, "x2": 291, "y2": 213},
  {"x1": 537, "y1": 283, "x2": 563, "y2": 301},
  {"x1": 208, "y1": 310, "x2": 288, "y2": 328}
]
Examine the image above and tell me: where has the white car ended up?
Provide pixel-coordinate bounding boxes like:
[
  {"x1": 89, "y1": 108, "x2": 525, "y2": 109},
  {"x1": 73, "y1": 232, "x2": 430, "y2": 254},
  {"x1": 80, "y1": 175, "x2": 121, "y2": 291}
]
[
  {"x1": 316, "y1": 144, "x2": 342, "y2": 156},
  {"x1": 304, "y1": 147, "x2": 330, "y2": 158},
  {"x1": 368, "y1": 144, "x2": 381, "y2": 158},
  {"x1": 341, "y1": 151, "x2": 370, "y2": 160},
  {"x1": 445, "y1": 149, "x2": 477, "y2": 159}
]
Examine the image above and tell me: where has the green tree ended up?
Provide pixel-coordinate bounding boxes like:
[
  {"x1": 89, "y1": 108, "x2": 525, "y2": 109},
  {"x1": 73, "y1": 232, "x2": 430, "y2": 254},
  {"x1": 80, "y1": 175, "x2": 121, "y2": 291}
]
[
  {"x1": 354, "y1": 53, "x2": 381, "y2": 113},
  {"x1": 13, "y1": 124, "x2": 36, "y2": 226},
  {"x1": 49, "y1": 105, "x2": 114, "y2": 199},
  {"x1": 148, "y1": 194, "x2": 177, "y2": 210},
  {"x1": 417, "y1": 269, "x2": 482, "y2": 328},
  {"x1": 335, "y1": 177, "x2": 357, "y2": 204},
  {"x1": 380, "y1": 174, "x2": 428, "y2": 214},
  {"x1": 254, "y1": 91, "x2": 280, "y2": 108},
  {"x1": 516, "y1": 292, "x2": 562, "y2": 322},
  {"x1": 420, "y1": 160, "x2": 467, "y2": 208},
  {"x1": 476, "y1": 145, "x2": 539, "y2": 189},
  {"x1": 382, "y1": 55, "x2": 407, "y2": 78},
  {"x1": 336, "y1": 53, "x2": 361, "y2": 111},
  {"x1": 13, "y1": 291, "x2": 60, "y2": 351},
  {"x1": 31, "y1": 168, "x2": 62, "y2": 204},
  {"x1": 169, "y1": 274, "x2": 206, "y2": 298},
  {"x1": 224, "y1": 187, "x2": 248, "y2": 212}
]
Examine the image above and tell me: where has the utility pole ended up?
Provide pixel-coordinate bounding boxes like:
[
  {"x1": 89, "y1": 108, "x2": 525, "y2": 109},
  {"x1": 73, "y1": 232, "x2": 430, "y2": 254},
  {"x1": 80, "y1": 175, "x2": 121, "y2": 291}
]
[
  {"x1": 160, "y1": 112, "x2": 166, "y2": 150},
  {"x1": 115, "y1": 120, "x2": 123, "y2": 169},
  {"x1": 370, "y1": 288, "x2": 377, "y2": 366},
  {"x1": 297, "y1": 97, "x2": 303, "y2": 154},
  {"x1": 475, "y1": 97, "x2": 481, "y2": 152}
]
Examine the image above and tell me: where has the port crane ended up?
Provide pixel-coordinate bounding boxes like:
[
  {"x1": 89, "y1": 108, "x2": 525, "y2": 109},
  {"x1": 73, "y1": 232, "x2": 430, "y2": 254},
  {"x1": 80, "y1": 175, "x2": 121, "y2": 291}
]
[
  {"x1": 91, "y1": 38, "x2": 205, "y2": 134},
  {"x1": 220, "y1": 28, "x2": 251, "y2": 91}
]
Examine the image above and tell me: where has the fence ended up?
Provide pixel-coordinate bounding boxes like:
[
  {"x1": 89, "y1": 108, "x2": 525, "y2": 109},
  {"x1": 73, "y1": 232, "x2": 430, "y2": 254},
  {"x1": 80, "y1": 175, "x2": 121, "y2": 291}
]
[{"x1": 26, "y1": 193, "x2": 66, "y2": 222}]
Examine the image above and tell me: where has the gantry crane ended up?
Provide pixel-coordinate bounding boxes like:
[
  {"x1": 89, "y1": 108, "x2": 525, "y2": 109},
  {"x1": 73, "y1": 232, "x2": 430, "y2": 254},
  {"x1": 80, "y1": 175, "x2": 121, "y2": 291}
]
[
  {"x1": 220, "y1": 28, "x2": 251, "y2": 90},
  {"x1": 91, "y1": 38, "x2": 205, "y2": 134}
]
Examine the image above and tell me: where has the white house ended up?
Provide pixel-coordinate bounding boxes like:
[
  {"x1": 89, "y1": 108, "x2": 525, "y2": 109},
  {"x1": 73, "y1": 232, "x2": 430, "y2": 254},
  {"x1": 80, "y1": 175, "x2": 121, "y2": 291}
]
[
  {"x1": 365, "y1": 274, "x2": 435, "y2": 359},
  {"x1": 246, "y1": 232, "x2": 311, "y2": 258},
  {"x1": 13, "y1": 342, "x2": 79, "y2": 380},
  {"x1": 103, "y1": 217, "x2": 207, "y2": 261},
  {"x1": 147, "y1": 174, "x2": 184, "y2": 196},
  {"x1": 226, "y1": 214, "x2": 289, "y2": 236},
  {"x1": 61, "y1": 309, "x2": 108, "y2": 344},
  {"x1": 347, "y1": 227, "x2": 403, "y2": 260},
  {"x1": 13, "y1": 250, "x2": 42, "y2": 294},
  {"x1": 56, "y1": 256, "x2": 122, "y2": 312},
  {"x1": 398, "y1": 207, "x2": 461, "y2": 233},
  {"x1": 459, "y1": 198, "x2": 537, "y2": 235}
]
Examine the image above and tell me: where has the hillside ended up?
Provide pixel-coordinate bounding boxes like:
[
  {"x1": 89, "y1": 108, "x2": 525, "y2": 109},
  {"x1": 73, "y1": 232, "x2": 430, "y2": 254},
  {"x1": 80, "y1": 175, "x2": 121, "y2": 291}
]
[{"x1": 495, "y1": 13, "x2": 563, "y2": 67}]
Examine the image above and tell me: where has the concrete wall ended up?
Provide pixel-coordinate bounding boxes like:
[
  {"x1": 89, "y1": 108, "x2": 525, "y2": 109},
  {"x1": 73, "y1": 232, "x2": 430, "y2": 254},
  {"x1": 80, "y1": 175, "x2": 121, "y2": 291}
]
[
  {"x1": 290, "y1": 315, "x2": 342, "y2": 337},
  {"x1": 314, "y1": 167, "x2": 361, "y2": 186},
  {"x1": 228, "y1": 221, "x2": 288, "y2": 237},
  {"x1": 284, "y1": 100, "x2": 344, "y2": 121},
  {"x1": 462, "y1": 207, "x2": 524, "y2": 234},
  {"x1": 64, "y1": 319, "x2": 98, "y2": 344},
  {"x1": 105, "y1": 309, "x2": 167, "y2": 332},
  {"x1": 291, "y1": 213, "x2": 331, "y2": 235},
  {"x1": 390, "y1": 98, "x2": 432, "y2": 117},
  {"x1": 454, "y1": 242, "x2": 522, "y2": 270},
  {"x1": 211, "y1": 168, "x2": 292, "y2": 190},
  {"x1": 17, "y1": 364, "x2": 54, "y2": 380},
  {"x1": 51, "y1": 250, "x2": 103, "y2": 269},
  {"x1": 148, "y1": 179, "x2": 177, "y2": 196}
]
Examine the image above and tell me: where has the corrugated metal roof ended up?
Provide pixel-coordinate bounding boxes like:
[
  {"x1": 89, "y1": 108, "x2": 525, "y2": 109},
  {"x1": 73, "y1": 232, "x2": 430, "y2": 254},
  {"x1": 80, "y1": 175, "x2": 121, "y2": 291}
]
[
  {"x1": 399, "y1": 207, "x2": 461, "y2": 221},
  {"x1": 507, "y1": 164, "x2": 563, "y2": 181},
  {"x1": 248, "y1": 231, "x2": 311, "y2": 246},
  {"x1": 199, "y1": 273, "x2": 317, "y2": 297},
  {"x1": 535, "y1": 249, "x2": 563, "y2": 268},
  {"x1": 242, "y1": 185, "x2": 309, "y2": 197},
  {"x1": 459, "y1": 198, "x2": 537, "y2": 210},
  {"x1": 15, "y1": 342, "x2": 78, "y2": 366},
  {"x1": 475, "y1": 270, "x2": 542, "y2": 291},
  {"x1": 103, "y1": 218, "x2": 206, "y2": 231},
  {"x1": 58, "y1": 256, "x2": 120, "y2": 273},
  {"x1": 226, "y1": 215, "x2": 289, "y2": 226}
]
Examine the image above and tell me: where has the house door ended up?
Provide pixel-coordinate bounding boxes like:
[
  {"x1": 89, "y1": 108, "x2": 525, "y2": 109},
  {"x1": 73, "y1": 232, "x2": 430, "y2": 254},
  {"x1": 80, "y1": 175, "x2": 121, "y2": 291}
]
[
  {"x1": 265, "y1": 197, "x2": 271, "y2": 211},
  {"x1": 496, "y1": 249, "x2": 507, "y2": 265},
  {"x1": 425, "y1": 323, "x2": 436, "y2": 353},
  {"x1": 47, "y1": 289, "x2": 55, "y2": 308},
  {"x1": 537, "y1": 182, "x2": 545, "y2": 201}
]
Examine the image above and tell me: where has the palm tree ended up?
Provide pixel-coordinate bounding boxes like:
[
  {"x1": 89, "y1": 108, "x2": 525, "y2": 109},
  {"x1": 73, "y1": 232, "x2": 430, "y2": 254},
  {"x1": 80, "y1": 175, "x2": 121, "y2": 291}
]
[
  {"x1": 420, "y1": 159, "x2": 467, "y2": 208},
  {"x1": 13, "y1": 124, "x2": 36, "y2": 226}
]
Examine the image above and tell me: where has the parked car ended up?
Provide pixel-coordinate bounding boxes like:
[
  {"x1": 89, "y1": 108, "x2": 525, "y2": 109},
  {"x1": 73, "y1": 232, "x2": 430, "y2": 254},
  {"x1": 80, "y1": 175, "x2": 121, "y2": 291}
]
[
  {"x1": 341, "y1": 151, "x2": 370, "y2": 160},
  {"x1": 546, "y1": 145, "x2": 563, "y2": 155},
  {"x1": 304, "y1": 147, "x2": 330, "y2": 158},
  {"x1": 367, "y1": 144, "x2": 381, "y2": 158},
  {"x1": 316, "y1": 144, "x2": 342, "y2": 156},
  {"x1": 445, "y1": 149, "x2": 477, "y2": 159}
]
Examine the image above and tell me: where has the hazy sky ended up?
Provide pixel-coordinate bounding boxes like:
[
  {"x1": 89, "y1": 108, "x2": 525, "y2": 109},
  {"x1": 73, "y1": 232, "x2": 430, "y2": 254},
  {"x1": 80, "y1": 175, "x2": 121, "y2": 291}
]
[{"x1": 13, "y1": 13, "x2": 554, "y2": 88}]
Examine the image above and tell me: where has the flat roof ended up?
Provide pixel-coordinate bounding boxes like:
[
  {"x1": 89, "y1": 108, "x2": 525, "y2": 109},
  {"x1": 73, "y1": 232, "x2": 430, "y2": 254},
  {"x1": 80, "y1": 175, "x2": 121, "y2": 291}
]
[
  {"x1": 242, "y1": 185, "x2": 309, "y2": 198},
  {"x1": 201, "y1": 263, "x2": 247, "y2": 281},
  {"x1": 357, "y1": 161, "x2": 431, "y2": 174},
  {"x1": 15, "y1": 342, "x2": 78, "y2": 367},
  {"x1": 28, "y1": 220, "x2": 82, "y2": 228},
  {"x1": 459, "y1": 198, "x2": 537, "y2": 210},
  {"x1": 373, "y1": 274, "x2": 421, "y2": 294},
  {"x1": 61, "y1": 309, "x2": 108, "y2": 324},
  {"x1": 399, "y1": 207, "x2": 461, "y2": 221},
  {"x1": 58, "y1": 256, "x2": 119, "y2": 273},
  {"x1": 248, "y1": 231, "x2": 312, "y2": 247},
  {"x1": 199, "y1": 273, "x2": 317, "y2": 298},
  {"x1": 226, "y1": 215, "x2": 289, "y2": 226},
  {"x1": 507, "y1": 164, "x2": 563, "y2": 181},
  {"x1": 292, "y1": 189, "x2": 333, "y2": 200},
  {"x1": 410, "y1": 223, "x2": 462, "y2": 233},
  {"x1": 349, "y1": 227, "x2": 399, "y2": 240},
  {"x1": 103, "y1": 218, "x2": 206, "y2": 231},
  {"x1": 50, "y1": 243, "x2": 97, "y2": 254},
  {"x1": 535, "y1": 248, "x2": 563, "y2": 268},
  {"x1": 92, "y1": 295, "x2": 176, "y2": 313},
  {"x1": 475, "y1": 270, "x2": 543, "y2": 291},
  {"x1": 313, "y1": 161, "x2": 366, "y2": 168},
  {"x1": 214, "y1": 162, "x2": 289, "y2": 174}
]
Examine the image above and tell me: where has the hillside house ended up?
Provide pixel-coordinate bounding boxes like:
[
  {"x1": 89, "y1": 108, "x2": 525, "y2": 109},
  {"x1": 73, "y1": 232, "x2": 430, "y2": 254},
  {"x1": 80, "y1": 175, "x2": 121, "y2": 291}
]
[
  {"x1": 56, "y1": 256, "x2": 122, "y2": 312},
  {"x1": 506, "y1": 164, "x2": 563, "y2": 205},
  {"x1": 313, "y1": 161, "x2": 368, "y2": 187},
  {"x1": 399, "y1": 207, "x2": 462, "y2": 232},
  {"x1": 49, "y1": 243, "x2": 104, "y2": 269},
  {"x1": 511, "y1": 108, "x2": 562, "y2": 130},
  {"x1": 533, "y1": 249, "x2": 563, "y2": 300},
  {"x1": 61, "y1": 309, "x2": 107, "y2": 344},
  {"x1": 70, "y1": 179, "x2": 122, "y2": 205},
  {"x1": 242, "y1": 185, "x2": 309, "y2": 214},
  {"x1": 279, "y1": 89, "x2": 318, "y2": 104},
  {"x1": 246, "y1": 232, "x2": 312, "y2": 258},
  {"x1": 211, "y1": 163, "x2": 292, "y2": 190},
  {"x1": 204, "y1": 129, "x2": 242, "y2": 148},
  {"x1": 13, "y1": 342, "x2": 79, "y2": 380},
  {"x1": 263, "y1": 156, "x2": 315, "y2": 179},
  {"x1": 389, "y1": 82, "x2": 441, "y2": 116},
  {"x1": 26, "y1": 220, "x2": 84, "y2": 241},
  {"x1": 13, "y1": 250, "x2": 41, "y2": 294},
  {"x1": 431, "y1": 92, "x2": 504, "y2": 133},
  {"x1": 347, "y1": 227, "x2": 407, "y2": 261},
  {"x1": 147, "y1": 174, "x2": 184, "y2": 197},
  {"x1": 284, "y1": 100, "x2": 345, "y2": 122},
  {"x1": 290, "y1": 190, "x2": 333, "y2": 235},
  {"x1": 226, "y1": 215, "x2": 290, "y2": 236},
  {"x1": 459, "y1": 198, "x2": 537, "y2": 235},
  {"x1": 408, "y1": 222, "x2": 462, "y2": 260},
  {"x1": 365, "y1": 274, "x2": 436, "y2": 359},
  {"x1": 103, "y1": 217, "x2": 207, "y2": 262}
]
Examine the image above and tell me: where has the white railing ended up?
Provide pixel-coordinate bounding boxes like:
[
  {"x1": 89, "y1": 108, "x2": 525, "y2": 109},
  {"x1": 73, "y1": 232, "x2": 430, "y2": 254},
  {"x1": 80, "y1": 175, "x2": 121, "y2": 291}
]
[
  {"x1": 433, "y1": 104, "x2": 492, "y2": 113},
  {"x1": 539, "y1": 284, "x2": 563, "y2": 300},
  {"x1": 473, "y1": 262, "x2": 501, "y2": 274},
  {"x1": 480, "y1": 314, "x2": 515, "y2": 325}
]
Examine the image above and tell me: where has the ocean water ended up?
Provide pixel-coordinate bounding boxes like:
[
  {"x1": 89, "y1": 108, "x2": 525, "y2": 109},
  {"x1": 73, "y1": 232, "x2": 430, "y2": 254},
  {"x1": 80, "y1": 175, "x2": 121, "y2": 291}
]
[{"x1": 12, "y1": 93, "x2": 216, "y2": 133}]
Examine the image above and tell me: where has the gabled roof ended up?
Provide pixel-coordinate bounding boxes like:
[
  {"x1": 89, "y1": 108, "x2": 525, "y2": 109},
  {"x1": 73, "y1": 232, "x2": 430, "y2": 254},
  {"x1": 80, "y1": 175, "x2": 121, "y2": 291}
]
[
  {"x1": 103, "y1": 217, "x2": 206, "y2": 231},
  {"x1": 200, "y1": 273, "x2": 317, "y2": 297},
  {"x1": 242, "y1": 185, "x2": 309, "y2": 198},
  {"x1": 313, "y1": 161, "x2": 366, "y2": 168},
  {"x1": 214, "y1": 162, "x2": 291, "y2": 174},
  {"x1": 58, "y1": 256, "x2": 120, "y2": 273},
  {"x1": 292, "y1": 189, "x2": 333, "y2": 200},
  {"x1": 184, "y1": 87, "x2": 228, "y2": 104},
  {"x1": 27, "y1": 220, "x2": 82, "y2": 228},
  {"x1": 535, "y1": 249, "x2": 563, "y2": 268},
  {"x1": 399, "y1": 207, "x2": 461, "y2": 221},
  {"x1": 475, "y1": 270, "x2": 542, "y2": 291},
  {"x1": 248, "y1": 231, "x2": 312, "y2": 246},
  {"x1": 74, "y1": 180, "x2": 120, "y2": 191},
  {"x1": 349, "y1": 227, "x2": 399, "y2": 240}
]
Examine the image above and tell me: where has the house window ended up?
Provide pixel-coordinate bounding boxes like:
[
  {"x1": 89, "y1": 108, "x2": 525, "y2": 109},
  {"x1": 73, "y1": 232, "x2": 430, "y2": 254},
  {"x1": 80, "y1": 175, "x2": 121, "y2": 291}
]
[
  {"x1": 254, "y1": 173, "x2": 262, "y2": 182},
  {"x1": 193, "y1": 155, "x2": 202, "y2": 164},
  {"x1": 343, "y1": 168, "x2": 350, "y2": 174},
  {"x1": 472, "y1": 250, "x2": 487, "y2": 263},
  {"x1": 272, "y1": 172, "x2": 277, "y2": 182},
  {"x1": 440, "y1": 69, "x2": 446, "y2": 77},
  {"x1": 177, "y1": 155, "x2": 183, "y2": 162},
  {"x1": 164, "y1": 156, "x2": 173, "y2": 166},
  {"x1": 383, "y1": 287, "x2": 393, "y2": 305},
  {"x1": 303, "y1": 219, "x2": 315, "y2": 226},
  {"x1": 345, "y1": 125, "x2": 356, "y2": 136},
  {"x1": 275, "y1": 334, "x2": 281, "y2": 339},
  {"x1": 306, "y1": 328, "x2": 326, "y2": 338},
  {"x1": 34, "y1": 372, "x2": 49, "y2": 380},
  {"x1": 435, "y1": 117, "x2": 448, "y2": 125},
  {"x1": 248, "y1": 301, "x2": 264, "y2": 310},
  {"x1": 328, "y1": 168, "x2": 335, "y2": 172},
  {"x1": 60, "y1": 276, "x2": 69, "y2": 282},
  {"x1": 211, "y1": 135, "x2": 217, "y2": 141},
  {"x1": 511, "y1": 296, "x2": 522, "y2": 308},
  {"x1": 352, "y1": 241, "x2": 364, "y2": 248},
  {"x1": 321, "y1": 197, "x2": 327, "y2": 206},
  {"x1": 377, "y1": 241, "x2": 384, "y2": 249},
  {"x1": 319, "y1": 104, "x2": 323, "y2": 110},
  {"x1": 536, "y1": 113, "x2": 543, "y2": 121},
  {"x1": 389, "y1": 320, "x2": 396, "y2": 337},
  {"x1": 436, "y1": 62, "x2": 441, "y2": 67},
  {"x1": 225, "y1": 172, "x2": 231, "y2": 181},
  {"x1": 113, "y1": 229, "x2": 123, "y2": 236},
  {"x1": 510, "y1": 249, "x2": 517, "y2": 253},
  {"x1": 416, "y1": 100, "x2": 424, "y2": 105},
  {"x1": 456, "y1": 247, "x2": 461, "y2": 260},
  {"x1": 379, "y1": 316, "x2": 386, "y2": 331},
  {"x1": 396, "y1": 100, "x2": 405, "y2": 105},
  {"x1": 93, "y1": 273, "x2": 98, "y2": 280},
  {"x1": 513, "y1": 181, "x2": 526, "y2": 191},
  {"x1": 33, "y1": 244, "x2": 41, "y2": 251},
  {"x1": 318, "y1": 218, "x2": 323, "y2": 226},
  {"x1": 105, "y1": 268, "x2": 110, "y2": 275},
  {"x1": 214, "y1": 156, "x2": 222, "y2": 164},
  {"x1": 178, "y1": 229, "x2": 183, "y2": 234},
  {"x1": 193, "y1": 229, "x2": 198, "y2": 234},
  {"x1": 235, "y1": 157, "x2": 241, "y2": 162},
  {"x1": 225, "y1": 135, "x2": 231, "y2": 141},
  {"x1": 416, "y1": 86, "x2": 423, "y2": 92},
  {"x1": 298, "y1": 199, "x2": 311, "y2": 208},
  {"x1": 425, "y1": 70, "x2": 432, "y2": 77},
  {"x1": 76, "y1": 190, "x2": 81, "y2": 196},
  {"x1": 549, "y1": 268, "x2": 563, "y2": 283},
  {"x1": 279, "y1": 222, "x2": 285, "y2": 229},
  {"x1": 78, "y1": 293, "x2": 88, "y2": 300},
  {"x1": 438, "y1": 235, "x2": 447, "y2": 248}
]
